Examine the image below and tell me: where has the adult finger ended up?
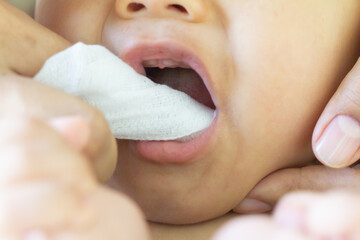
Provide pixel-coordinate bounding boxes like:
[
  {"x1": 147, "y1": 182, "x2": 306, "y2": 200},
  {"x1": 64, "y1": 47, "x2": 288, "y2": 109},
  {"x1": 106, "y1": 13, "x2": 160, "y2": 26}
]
[
  {"x1": 212, "y1": 216, "x2": 309, "y2": 240},
  {"x1": 0, "y1": 118, "x2": 148, "y2": 240},
  {"x1": 0, "y1": 181, "x2": 90, "y2": 235},
  {"x1": 0, "y1": 0, "x2": 70, "y2": 76},
  {"x1": 312, "y1": 57, "x2": 360, "y2": 168},
  {"x1": 0, "y1": 117, "x2": 97, "y2": 235},
  {"x1": 0, "y1": 5, "x2": 117, "y2": 181},
  {"x1": 62, "y1": 187, "x2": 150, "y2": 240},
  {"x1": 0, "y1": 73, "x2": 117, "y2": 182},
  {"x1": 274, "y1": 191, "x2": 360, "y2": 239},
  {"x1": 233, "y1": 165, "x2": 360, "y2": 214},
  {"x1": 0, "y1": 117, "x2": 96, "y2": 191},
  {"x1": 3, "y1": 187, "x2": 150, "y2": 240}
]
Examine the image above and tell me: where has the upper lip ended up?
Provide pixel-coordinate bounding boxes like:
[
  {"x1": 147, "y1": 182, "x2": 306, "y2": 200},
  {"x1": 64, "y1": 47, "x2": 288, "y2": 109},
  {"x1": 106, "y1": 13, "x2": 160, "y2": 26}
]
[{"x1": 119, "y1": 39, "x2": 215, "y2": 107}]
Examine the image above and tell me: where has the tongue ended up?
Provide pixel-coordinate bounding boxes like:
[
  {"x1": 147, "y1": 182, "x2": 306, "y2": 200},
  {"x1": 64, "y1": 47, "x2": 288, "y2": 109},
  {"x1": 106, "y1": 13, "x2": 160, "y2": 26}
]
[{"x1": 146, "y1": 68, "x2": 215, "y2": 109}]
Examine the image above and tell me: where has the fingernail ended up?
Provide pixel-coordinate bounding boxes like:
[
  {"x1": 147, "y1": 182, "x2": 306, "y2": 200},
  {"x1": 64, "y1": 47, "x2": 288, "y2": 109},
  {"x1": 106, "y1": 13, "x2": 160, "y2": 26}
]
[
  {"x1": 49, "y1": 116, "x2": 90, "y2": 150},
  {"x1": 232, "y1": 198, "x2": 272, "y2": 214},
  {"x1": 315, "y1": 115, "x2": 360, "y2": 168}
]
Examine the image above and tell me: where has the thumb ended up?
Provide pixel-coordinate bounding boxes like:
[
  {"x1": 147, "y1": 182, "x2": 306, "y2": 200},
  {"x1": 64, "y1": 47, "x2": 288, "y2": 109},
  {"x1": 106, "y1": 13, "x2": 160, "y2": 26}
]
[
  {"x1": 233, "y1": 165, "x2": 360, "y2": 214},
  {"x1": 312, "y1": 57, "x2": 360, "y2": 168}
]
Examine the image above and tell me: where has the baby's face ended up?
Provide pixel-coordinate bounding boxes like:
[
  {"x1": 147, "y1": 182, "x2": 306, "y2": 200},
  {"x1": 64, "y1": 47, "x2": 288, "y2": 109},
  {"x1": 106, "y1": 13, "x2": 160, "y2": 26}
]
[{"x1": 36, "y1": 0, "x2": 360, "y2": 224}]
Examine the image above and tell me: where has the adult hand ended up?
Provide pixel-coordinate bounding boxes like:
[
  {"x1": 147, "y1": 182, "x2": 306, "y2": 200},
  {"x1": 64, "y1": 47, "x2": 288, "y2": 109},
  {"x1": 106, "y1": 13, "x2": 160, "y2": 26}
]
[
  {"x1": 234, "y1": 57, "x2": 360, "y2": 214},
  {"x1": 0, "y1": 117, "x2": 148, "y2": 239},
  {"x1": 0, "y1": 0, "x2": 117, "y2": 181},
  {"x1": 312, "y1": 57, "x2": 360, "y2": 168},
  {"x1": 214, "y1": 190, "x2": 360, "y2": 240},
  {"x1": 0, "y1": 73, "x2": 118, "y2": 182}
]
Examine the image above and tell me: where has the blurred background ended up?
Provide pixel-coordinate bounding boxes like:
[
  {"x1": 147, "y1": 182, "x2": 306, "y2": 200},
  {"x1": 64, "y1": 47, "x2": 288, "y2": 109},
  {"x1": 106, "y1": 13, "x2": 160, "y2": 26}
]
[{"x1": 5, "y1": 0, "x2": 36, "y2": 17}]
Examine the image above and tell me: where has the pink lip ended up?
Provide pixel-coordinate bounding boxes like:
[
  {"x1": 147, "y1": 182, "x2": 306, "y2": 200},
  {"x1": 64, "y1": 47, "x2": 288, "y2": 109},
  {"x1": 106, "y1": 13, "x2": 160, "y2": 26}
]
[
  {"x1": 121, "y1": 40, "x2": 217, "y2": 163},
  {"x1": 135, "y1": 116, "x2": 217, "y2": 163}
]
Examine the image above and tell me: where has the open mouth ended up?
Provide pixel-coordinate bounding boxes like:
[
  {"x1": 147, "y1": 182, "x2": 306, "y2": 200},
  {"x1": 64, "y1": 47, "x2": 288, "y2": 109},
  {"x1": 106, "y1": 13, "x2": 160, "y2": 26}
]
[
  {"x1": 121, "y1": 42, "x2": 217, "y2": 163},
  {"x1": 121, "y1": 42, "x2": 216, "y2": 111},
  {"x1": 143, "y1": 61, "x2": 216, "y2": 110}
]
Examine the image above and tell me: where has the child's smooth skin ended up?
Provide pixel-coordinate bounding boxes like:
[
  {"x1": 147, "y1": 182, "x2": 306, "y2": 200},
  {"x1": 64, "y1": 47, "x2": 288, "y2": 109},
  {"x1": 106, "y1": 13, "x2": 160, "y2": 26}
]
[{"x1": 35, "y1": 0, "x2": 360, "y2": 225}]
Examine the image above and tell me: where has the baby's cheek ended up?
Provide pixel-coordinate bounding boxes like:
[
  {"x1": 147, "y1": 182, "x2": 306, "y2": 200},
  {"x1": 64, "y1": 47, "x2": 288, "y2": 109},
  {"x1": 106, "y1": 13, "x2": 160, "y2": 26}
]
[{"x1": 225, "y1": 72, "x2": 316, "y2": 171}]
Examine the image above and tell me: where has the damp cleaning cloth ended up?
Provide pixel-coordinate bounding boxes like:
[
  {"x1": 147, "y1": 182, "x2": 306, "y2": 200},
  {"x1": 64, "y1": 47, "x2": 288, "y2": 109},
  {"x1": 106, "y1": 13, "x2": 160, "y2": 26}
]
[{"x1": 34, "y1": 42, "x2": 215, "y2": 141}]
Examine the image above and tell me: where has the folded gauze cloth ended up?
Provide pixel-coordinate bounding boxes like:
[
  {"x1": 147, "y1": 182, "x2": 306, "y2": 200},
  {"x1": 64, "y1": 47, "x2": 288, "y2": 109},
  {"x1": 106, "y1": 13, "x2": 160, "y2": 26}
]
[{"x1": 34, "y1": 42, "x2": 215, "y2": 141}]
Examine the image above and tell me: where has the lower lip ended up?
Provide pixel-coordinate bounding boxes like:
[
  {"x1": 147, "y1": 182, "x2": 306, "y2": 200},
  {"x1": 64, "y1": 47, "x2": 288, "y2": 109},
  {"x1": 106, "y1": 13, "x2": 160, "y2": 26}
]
[{"x1": 134, "y1": 115, "x2": 218, "y2": 163}]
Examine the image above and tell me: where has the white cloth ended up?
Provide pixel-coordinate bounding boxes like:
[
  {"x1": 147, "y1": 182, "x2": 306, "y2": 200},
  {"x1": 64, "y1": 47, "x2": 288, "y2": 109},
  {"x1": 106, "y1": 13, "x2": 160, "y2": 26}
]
[{"x1": 34, "y1": 43, "x2": 215, "y2": 141}]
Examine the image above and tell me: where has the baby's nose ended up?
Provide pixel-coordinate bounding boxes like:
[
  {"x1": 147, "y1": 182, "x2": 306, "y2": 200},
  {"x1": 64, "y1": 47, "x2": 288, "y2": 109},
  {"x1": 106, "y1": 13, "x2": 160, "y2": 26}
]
[{"x1": 115, "y1": 0, "x2": 208, "y2": 22}]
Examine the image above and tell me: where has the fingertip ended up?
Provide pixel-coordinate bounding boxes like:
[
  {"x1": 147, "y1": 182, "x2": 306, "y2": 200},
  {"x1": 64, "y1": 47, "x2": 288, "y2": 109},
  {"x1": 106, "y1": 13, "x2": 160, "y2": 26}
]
[
  {"x1": 49, "y1": 116, "x2": 90, "y2": 151},
  {"x1": 313, "y1": 115, "x2": 360, "y2": 168},
  {"x1": 312, "y1": 57, "x2": 360, "y2": 168}
]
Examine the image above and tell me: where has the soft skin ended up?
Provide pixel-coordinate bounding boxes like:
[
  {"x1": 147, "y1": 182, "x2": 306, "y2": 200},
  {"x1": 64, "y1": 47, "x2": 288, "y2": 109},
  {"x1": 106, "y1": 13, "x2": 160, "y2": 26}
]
[
  {"x1": 0, "y1": 117, "x2": 149, "y2": 239},
  {"x1": 0, "y1": 1, "x2": 145, "y2": 239},
  {"x1": 0, "y1": 0, "x2": 117, "y2": 183},
  {"x1": 35, "y1": 0, "x2": 360, "y2": 224},
  {"x1": 214, "y1": 190, "x2": 360, "y2": 240}
]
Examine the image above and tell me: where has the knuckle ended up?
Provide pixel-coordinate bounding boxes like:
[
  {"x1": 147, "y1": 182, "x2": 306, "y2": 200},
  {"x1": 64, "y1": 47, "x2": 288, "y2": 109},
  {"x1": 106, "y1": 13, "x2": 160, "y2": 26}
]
[
  {"x1": 0, "y1": 117, "x2": 41, "y2": 143},
  {"x1": 0, "y1": 146, "x2": 56, "y2": 188},
  {"x1": 0, "y1": 118, "x2": 95, "y2": 189}
]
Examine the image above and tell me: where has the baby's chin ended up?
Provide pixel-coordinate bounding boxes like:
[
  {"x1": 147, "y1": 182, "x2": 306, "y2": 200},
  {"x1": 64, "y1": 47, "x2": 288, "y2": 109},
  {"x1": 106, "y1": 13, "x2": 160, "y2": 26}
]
[
  {"x1": 108, "y1": 139, "x2": 262, "y2": 224},
  {"x1": 108, "y1": 108, "x2": 288, "y2": 224}
]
